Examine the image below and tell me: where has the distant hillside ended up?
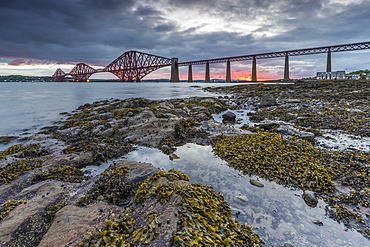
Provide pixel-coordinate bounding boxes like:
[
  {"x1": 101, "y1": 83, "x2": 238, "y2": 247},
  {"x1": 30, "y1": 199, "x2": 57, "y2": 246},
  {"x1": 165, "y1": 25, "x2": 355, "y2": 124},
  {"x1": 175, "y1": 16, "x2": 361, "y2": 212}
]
[
  {"x1": 348, "y1": 69, "x2": 370, "y2": 75},
  {"x1": 0, "y1": 75, "x2": 53, "y2": 82}
]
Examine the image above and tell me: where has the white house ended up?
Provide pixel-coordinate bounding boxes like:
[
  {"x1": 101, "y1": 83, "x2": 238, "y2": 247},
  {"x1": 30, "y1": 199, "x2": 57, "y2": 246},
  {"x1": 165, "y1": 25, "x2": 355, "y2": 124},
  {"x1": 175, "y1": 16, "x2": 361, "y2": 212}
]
[{"x1": 316, "y1": 71, "x2": 346, "y2": 80}]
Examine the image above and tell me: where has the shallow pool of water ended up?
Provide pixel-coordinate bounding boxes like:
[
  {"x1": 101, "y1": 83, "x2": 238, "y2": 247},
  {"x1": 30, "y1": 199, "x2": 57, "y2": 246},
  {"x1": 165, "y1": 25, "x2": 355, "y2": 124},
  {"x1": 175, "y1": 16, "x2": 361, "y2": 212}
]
[{"x1": 122, "y1": 143, "x2": 368, "y2": 247}]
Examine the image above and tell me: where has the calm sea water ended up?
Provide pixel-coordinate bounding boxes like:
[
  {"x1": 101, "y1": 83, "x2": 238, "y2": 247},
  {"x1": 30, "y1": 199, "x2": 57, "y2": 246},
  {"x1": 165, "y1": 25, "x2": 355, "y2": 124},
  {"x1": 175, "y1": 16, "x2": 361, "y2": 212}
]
[{"x1": 0, "y1": 82, "x2": 226, "y2": 136}]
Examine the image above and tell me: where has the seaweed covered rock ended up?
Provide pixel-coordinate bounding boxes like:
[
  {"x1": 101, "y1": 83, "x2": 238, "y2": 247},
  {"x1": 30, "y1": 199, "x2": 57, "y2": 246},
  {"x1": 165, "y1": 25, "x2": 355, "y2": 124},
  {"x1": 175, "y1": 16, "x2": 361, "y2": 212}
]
[
  {"x1": 160, "y1": 118, "x2": 209, "y2": 154},
  {"x1": 259, "y1": 94, "x2": 277, "y2": 107},
  {"x1": 0, "y1": 159, "x2": 160, "y2": 247},
  {"x1": 38, "y1": 203, "x2": 123, "y2": 247},
  {"x1": 0, "y1": 152, "x2": 95, "y2": 202},
  {"x1": 212, "y1": 132, "x2": 337, "y2": 193},
  {"x1": 208, "y1": 80, "x2": 370, "y2": 137},
  {"x1": 0, "y1": 180, "x2": 75, "y2": 246},
  {"x1": 79, "y1": 169, "x2": 264, "y2": 247},
  {"x1": 76, "y1": 160, "x2": 158, "y2": 207}
]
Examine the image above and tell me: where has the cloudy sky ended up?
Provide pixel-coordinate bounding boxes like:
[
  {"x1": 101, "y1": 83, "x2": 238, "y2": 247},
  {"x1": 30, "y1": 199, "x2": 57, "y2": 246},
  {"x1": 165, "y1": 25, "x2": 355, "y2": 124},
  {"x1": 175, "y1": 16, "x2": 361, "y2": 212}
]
[{"x1": 0, "y1": 0, "x2": 369, "y2": 80}]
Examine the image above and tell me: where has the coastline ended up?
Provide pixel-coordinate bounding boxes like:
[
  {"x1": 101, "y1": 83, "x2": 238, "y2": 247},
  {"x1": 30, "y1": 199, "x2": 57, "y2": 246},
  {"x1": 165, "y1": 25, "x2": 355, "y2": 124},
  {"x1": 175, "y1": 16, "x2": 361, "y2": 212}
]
[{"x1": 0, "y1": 80, "x2": 369, "y2": 246}]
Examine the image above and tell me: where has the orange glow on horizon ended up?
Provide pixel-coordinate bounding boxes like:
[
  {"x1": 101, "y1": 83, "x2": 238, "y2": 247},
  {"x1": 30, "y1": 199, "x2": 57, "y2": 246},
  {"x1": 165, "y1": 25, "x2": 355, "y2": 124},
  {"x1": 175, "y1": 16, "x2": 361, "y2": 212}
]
[
  {"x1": 179, "y1": 73, "x2": 276, "y2": 81},
  {"x1": 237, "y1": 76, "x2": 251, "y2": 81}
]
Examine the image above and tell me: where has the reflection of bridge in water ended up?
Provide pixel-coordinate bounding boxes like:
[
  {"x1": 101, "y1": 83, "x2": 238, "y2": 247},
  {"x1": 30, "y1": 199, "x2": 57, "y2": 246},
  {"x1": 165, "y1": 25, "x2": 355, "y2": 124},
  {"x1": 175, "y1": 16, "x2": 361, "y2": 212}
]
[{"x1": 53, "y1": 41, "x2": 370, "y2": 82}]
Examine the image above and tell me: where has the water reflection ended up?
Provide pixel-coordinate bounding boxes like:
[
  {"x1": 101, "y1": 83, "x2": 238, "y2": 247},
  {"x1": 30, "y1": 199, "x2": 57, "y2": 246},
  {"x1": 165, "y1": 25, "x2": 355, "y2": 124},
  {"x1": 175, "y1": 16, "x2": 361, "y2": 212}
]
[
  {"x1": 0, "y1": 82, "x2": 225, "y2": 136},
  {"x1": 124, "y1": 143, "x2": 368, "y2": 247}
]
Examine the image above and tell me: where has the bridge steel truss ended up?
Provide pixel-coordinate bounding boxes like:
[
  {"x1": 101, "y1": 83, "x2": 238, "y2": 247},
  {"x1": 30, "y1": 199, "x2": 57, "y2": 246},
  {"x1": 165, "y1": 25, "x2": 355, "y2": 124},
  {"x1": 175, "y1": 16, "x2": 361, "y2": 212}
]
[
  {"x1": 69, "y1": 63, "x2": 97, "y2": 82},
  {"x1": 52, "y1": 68, "x2": 66, "y2": 82},
  {"x1": 52, "y1": 41, "x2": 370, "y2": 82},
  {"x1": 104, "y1": 51, "x2": 172, "y2": 81},
  {"x1": 53, "y1": 51, "x2": 172, "y2": 82},
  {"x1": 177, "y1": 41, "x2": 370, "y2": 82}
]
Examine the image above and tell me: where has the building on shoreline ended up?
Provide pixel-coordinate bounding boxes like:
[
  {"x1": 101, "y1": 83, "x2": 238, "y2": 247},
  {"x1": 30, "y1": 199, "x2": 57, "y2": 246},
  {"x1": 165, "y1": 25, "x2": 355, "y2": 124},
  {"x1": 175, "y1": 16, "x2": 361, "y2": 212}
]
[
  {"x1": 316, "y1": 71, "x2": 346, "y2": 80},
  {"x1": 315, "y1": 71, "x2": 370, "y2": 80},
  {"x1": 345, "y1": 74, "x2": 361, "y2": 80}
]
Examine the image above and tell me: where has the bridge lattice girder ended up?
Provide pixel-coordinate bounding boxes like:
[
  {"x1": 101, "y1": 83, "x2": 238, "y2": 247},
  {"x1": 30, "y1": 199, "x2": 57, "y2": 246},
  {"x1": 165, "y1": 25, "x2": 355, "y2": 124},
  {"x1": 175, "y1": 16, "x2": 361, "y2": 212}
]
[
  {"x1": 69, "y1": 63, "x2": 97, "y2": 81},
  {"x1": 52, "y1": 68, "x2": 66, "y2": 82},
  {"x1": 104, "y1": 50, "x2": 172, "y2": 81},
  {"x1": 178, "y1": 41, "x2": 370, "y2": 66}
]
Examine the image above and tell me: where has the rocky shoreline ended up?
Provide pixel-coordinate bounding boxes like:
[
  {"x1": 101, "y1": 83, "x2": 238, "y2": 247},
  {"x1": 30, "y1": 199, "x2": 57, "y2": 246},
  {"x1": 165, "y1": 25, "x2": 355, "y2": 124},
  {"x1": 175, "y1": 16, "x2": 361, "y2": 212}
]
[
  {"x1": 0, "y1": 80, "x2": 369, "y2": 246},
  {"x1": 206, "y1": 80, "x2": 370, "y2": 241}
]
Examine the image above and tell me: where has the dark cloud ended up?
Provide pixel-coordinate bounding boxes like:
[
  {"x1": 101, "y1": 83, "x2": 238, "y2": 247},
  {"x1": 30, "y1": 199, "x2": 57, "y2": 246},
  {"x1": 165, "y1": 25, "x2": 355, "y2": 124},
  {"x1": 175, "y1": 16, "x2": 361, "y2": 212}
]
[
  {"x1": 0, "y1": 0, "x2": 369, "y2": 78},
  {"x1": 154, "y1": 23, "x2": 177, "y2": 32},
  {"x1": 8, "y1": 59, "x2": 28, "y2": 66},
  {"x1": 8, "y1": 59, "x2": 53, "y2": 66}
]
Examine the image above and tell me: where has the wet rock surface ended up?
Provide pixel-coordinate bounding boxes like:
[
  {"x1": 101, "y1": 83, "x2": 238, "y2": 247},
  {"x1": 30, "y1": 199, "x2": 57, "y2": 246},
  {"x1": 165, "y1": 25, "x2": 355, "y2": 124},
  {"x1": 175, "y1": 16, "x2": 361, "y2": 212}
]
[
  {"x1": 206, "y1": 80, "x2": 370, "y2": 242},
  {"x1": 0, "y1": 96, "x2": 263, "y2": 246},
  {"x1": 302, "y1": 191, "x2": 318, "y2": 207},
  {"x1": 222, "y1": 111, "x2": 236, "y2": 124},
  {"x1": 0, "y1": 81, "x2": 369, "y2": 246}
]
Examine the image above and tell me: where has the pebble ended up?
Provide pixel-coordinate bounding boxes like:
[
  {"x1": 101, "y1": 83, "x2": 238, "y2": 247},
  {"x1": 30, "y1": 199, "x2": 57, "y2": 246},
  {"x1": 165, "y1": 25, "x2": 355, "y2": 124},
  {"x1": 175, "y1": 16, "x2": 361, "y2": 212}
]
[
  {"x1": 235, "y1": 195, "x2": 248, "y2": 203},
  {"x1": 322, "y1": 229, "x2": 331, "y2": 238},
  {"x1": 250, "y1": 179, "x2": 264, "y2": 187},
  {"x1": 307, "y1": 234, "x2": 321, "y2": 245},
  {"x1": 335, "y1": 239, "x2": 345, "y2": 245},
  {"x1": 169, "y1": 153, "x2": 180, "y2": 160}
]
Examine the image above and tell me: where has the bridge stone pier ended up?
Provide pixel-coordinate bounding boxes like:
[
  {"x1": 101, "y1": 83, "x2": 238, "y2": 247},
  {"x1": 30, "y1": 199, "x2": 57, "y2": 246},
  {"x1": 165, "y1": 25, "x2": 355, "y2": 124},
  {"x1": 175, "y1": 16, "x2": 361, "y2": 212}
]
[
  {"x1": 252, "y1": 57, "x2": 257, "y2": 82},
  {"x1": 205, "y1": 63, "x2": 210, "y2": 82},
  {"x1": 226, "y1": 60, "x2": 231, "y2": 82},
  {"x1": 327, "y1": 49, "x2": 332, "y2": 72},
  {"x1": 284, "y1": 54, "x2": 290, "y2": 80},
  {"x1": 170, "y1": 58, "x2": 180, "y2": 82},
  {"x1": 188, "y1": 65, "x2": 193, "y2": 82},
  {"x1": 176, "y1": 41, "x2": 370, "y2": 82}
]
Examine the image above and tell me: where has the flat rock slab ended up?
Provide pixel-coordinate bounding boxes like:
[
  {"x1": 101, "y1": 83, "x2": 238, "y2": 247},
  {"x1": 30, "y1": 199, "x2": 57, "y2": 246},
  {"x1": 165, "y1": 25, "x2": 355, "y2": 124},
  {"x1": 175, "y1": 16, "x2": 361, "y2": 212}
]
[
  {"x1": 0, "y1": 158, "x2": 160, "y2": 247},
  {"x1": 39, "y1": 203, "x2": 122, "y2": 247},
  {"x1": 0, "y1": 180, "x2": 77, "y2": 246}
]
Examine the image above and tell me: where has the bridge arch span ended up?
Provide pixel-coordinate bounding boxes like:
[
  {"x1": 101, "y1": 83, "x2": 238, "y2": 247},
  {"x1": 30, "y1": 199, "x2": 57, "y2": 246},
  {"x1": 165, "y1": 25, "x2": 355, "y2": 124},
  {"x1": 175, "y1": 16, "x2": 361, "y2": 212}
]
[
  {"x1": 104, "y1": 50, "x2": 172, "y2": 81},
  {"x1": 52, "y1": 68, "x2": 66, "y2": 82},
  {"x1": 70, "y1": 63, "x2": 97, "y2": 82}
]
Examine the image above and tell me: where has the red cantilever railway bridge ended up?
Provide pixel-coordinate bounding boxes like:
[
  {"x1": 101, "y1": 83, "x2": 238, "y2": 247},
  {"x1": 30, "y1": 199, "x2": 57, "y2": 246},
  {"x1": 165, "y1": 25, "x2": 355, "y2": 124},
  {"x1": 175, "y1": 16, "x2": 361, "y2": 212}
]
[{"x1": 53, "y1": 41, "x2": 370, "y2": 82}]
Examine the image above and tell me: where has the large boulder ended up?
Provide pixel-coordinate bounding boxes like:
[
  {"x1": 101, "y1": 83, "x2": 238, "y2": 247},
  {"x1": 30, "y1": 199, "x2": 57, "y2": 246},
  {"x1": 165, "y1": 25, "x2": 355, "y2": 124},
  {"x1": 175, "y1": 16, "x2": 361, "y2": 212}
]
[
  {"x1": 222, "y1": 111, "x2": 236, "y2": 124},
  {"x1": 259, "y1": 94, "x2": 277, "y2": 107}
]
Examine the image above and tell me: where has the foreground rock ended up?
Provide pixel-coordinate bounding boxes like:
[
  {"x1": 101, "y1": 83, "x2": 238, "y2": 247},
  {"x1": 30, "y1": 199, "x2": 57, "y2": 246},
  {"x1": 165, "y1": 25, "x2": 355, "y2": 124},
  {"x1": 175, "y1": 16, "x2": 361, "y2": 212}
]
[
  {"x1": 258, "y1": 120, "x2": 315, "y2": 142},
  {"x1": 1, "y1": 83, "x2": 370, "y2": 244},
  {"x1": 259, "y1": 94, "x2": 277, "y2": 107},
  {"x1": 0, "y1": 96, "x2": 265, "y2": 246},
  {"x1": 206, "y1": 81, "x2": 370, "y2": 240},
  {"x1": 0, "y1": 159, "x2": 263, "y2": 246},
  {"x1": 222, "y1": 111, "x2": 236, "y2": 124}
]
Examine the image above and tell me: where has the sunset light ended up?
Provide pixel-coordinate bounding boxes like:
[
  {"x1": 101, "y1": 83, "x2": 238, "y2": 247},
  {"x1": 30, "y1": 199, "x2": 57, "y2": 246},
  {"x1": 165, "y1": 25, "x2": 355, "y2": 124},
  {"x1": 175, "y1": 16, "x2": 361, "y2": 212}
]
[{"x1": 1, "y1": 1, "x2": 370, "y2": 246}]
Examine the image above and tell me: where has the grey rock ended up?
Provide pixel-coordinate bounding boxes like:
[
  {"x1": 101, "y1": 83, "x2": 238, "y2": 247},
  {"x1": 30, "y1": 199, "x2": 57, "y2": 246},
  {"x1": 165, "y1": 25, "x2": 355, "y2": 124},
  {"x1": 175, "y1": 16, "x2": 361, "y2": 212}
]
[
  {"x1": 261, "y1": 120, "x2": 281, "y2": 130},
  {"x1": 235, "y1": 195, "x2": 248, "y2": 202},
  {"x1": 275, "y1": 125, "x2": 315, "y2": 142},
  {"x1": 260, "y1": 95, "x2": 277, "y2": 107},
  {"x1": 303, "y1": 191, "x2": 318, "y2": 207},
  {"x1": 285, "y1": 99, "x2": 302, "y2": 104},
  {"x1": 250, "y1": 179, "x2": 264, "y2": 187},
  {"x1": 222, "y1": 111, "x2": 236, "y2": 123}
]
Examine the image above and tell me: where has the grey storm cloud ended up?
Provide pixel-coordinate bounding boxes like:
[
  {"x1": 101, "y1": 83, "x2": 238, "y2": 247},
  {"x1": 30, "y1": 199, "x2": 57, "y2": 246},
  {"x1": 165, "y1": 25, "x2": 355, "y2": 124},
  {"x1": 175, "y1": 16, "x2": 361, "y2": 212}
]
[{"x1": 0, "y1": 0, "x2": 370, "y2": 77}]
